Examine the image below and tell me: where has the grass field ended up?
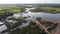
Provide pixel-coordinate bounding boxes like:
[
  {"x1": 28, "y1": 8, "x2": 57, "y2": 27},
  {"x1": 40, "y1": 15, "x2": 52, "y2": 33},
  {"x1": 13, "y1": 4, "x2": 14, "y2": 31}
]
[{"x1": 31, "y1": 7, "x2": 60, "y2": 13}]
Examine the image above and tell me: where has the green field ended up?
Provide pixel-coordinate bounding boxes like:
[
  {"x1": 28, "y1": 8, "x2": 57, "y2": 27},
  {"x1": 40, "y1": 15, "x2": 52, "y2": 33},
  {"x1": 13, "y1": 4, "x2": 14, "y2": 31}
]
[{"x1": 31, "y1": 7, "x2": 60, "y2": 13}]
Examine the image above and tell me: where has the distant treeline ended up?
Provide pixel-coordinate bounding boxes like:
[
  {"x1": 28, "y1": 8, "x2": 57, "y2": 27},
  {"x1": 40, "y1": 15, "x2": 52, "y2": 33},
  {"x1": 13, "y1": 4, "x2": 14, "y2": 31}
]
[{"x1": 0, "y1": 4, "x2": 60, "y2": 8}]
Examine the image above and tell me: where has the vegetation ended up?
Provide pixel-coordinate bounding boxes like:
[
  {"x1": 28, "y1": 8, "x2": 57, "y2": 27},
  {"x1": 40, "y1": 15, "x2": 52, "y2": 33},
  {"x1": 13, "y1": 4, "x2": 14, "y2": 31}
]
[
  {"x1": 0, "y1": 6, "x2": 22, "y2": 20},
  {"x1": 31, "y1": 7, "x2": 60, "y2": 13},
  {"x1": 7, "y1": 18, "x2": 27, "y2": 29},
  {"x1": 41, "y1": 21, "x2": 58, "y2": 32},
  {"x1": 9, "y1": 23, "x2": 47, "y2": 34}
]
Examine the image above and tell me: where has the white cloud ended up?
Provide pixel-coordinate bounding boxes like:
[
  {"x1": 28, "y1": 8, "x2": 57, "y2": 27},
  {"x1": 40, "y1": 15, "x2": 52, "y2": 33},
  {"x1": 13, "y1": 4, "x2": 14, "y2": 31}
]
[{"x1": 0, "y1": 0, "x2": 60, "y2": 4}]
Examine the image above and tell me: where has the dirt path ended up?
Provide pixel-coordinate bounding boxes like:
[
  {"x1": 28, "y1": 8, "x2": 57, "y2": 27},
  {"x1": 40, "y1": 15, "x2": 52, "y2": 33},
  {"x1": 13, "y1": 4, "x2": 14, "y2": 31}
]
[
  {"x1": 32, "y1": 20, "x2": 51, "y2": 34},
  {"x1": 53, "y1": 24, "x2": 60, "y2": 34},
  {"x1": 55, "y1": 29, "x2": 60, "y2": 34}
]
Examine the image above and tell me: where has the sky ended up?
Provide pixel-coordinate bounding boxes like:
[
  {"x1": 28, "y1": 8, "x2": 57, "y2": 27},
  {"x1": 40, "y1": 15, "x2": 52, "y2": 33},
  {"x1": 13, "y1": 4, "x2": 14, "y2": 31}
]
[{"x1": 0, "y1": 0, "x2": 60, "y2": 4}]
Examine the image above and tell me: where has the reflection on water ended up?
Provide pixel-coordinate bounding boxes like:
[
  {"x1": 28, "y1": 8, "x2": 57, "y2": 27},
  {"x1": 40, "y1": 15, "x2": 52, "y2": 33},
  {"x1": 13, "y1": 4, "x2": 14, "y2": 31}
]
[
  {"x1": 18, "y1": 21, "x2": 30, "y2": 28},
  {"x1": 0, "y1": 20, "x2": 30, "y2": 34},
  {"x1": 2, "y1": 32, "x2": 9, "y2": 34},
  {"x1": 21, "y1": 12, "x2": 60, "y2": 23},
  {"x1": 0, "y1": 22, "x2": 7, "y2": 32}
]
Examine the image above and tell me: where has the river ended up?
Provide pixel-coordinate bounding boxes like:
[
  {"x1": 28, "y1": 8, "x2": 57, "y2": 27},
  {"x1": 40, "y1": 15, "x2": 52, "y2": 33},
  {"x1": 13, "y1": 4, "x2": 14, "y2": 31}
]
[{"x1": 16, "y1": 8, "x2": 60, "y2": 23}]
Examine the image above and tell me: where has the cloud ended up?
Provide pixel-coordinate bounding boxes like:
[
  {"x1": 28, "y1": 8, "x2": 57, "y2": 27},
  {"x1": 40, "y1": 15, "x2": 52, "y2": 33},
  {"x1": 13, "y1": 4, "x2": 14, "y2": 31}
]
[{"x1": 0, "y1": 0, "x2": 60, "y2": 4}]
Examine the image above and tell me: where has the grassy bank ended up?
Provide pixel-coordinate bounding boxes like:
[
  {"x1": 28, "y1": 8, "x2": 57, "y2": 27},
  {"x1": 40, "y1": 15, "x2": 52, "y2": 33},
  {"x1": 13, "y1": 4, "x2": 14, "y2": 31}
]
[
  {"x1": 0, "y1": 6, "x2": 22, "y2": 19},
  {"x1": 0, "y1": 6, "x2": 21, "y2": 13},
  {"x1": 31, "y1": 7, "x2": 60, "y2": 13}
]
